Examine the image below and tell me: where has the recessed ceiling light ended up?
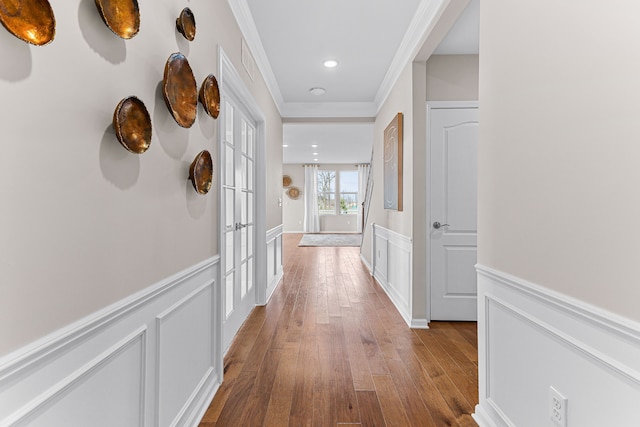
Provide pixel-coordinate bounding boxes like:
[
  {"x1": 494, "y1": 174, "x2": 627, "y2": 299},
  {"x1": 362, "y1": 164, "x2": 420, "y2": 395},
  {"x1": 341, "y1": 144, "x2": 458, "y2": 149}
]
[
  {"x1": 309, "y1": 87, "x2": 326, "y2": 96},
  {"x1": 311, "y1": 144, "x2": 318, "y2": 148},
  {"x1": 312, "y1": 152, "x2": 318, "y2": 155},
  {"x1": 282, "y1": 144, "x2": 289, "y2": 147},
  {"x1": 314, "y1": 158, "x2": 319, "y2": 162},
  {"x1": 323, "y1": 59, "x2": 338, "y2": 68}
]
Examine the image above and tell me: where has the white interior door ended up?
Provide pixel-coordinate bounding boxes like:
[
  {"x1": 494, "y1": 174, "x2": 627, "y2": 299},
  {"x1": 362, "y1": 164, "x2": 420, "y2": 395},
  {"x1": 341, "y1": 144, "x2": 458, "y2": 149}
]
[
  {"x1": 429, "y1": 105, "x2": 478, "y2": 321},
  {"x1": 222, "y1": 99, "x2": 256, "y2": 349}
]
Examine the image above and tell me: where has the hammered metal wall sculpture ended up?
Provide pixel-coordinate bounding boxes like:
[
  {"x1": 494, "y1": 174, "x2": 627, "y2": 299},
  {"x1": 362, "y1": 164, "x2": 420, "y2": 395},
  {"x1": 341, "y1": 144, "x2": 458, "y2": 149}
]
[
  {"x1": 199, "y1": 74, "x2": 220, "y2": 119},
  {"x1": 163, "y1": 52, "x2": 198, "y2": 128},
  {"x1": 189, "y1": 150, "x2": 213, "y2": 194},
  {"x1": 113, "y1": 96, "x2": 152, "y2": 154},
  {"x1": 176, "y1": 7, "x2": 195, "y2": 41},
  {"x1": 0, "y1": 0, "x2": 56, "y2": 46},
  {"x1": 94, "y1": 0, "x2": 140, "y2": 39}
]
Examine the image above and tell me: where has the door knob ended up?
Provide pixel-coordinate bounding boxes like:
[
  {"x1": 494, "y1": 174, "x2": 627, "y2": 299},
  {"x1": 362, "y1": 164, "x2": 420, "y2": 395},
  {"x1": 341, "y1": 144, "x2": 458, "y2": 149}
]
[
  {"x1": 235, "y1": 222, "x2": 248, "y2": 231},
  {"x1": 433, "y1": 221, "x2": 450, "y2": 229}
]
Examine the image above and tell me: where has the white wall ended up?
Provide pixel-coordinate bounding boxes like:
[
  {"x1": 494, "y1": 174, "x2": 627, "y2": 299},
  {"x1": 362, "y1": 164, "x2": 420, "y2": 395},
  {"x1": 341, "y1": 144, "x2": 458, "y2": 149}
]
[
  {"x1": 0, "y1": 0, "x2": 281, "y2": 357},
  {"x1": 476, "y1": 1, "x2": 640, "y2": 426},
  {"x1": 282, "y1": 164, "x2": 305, "y2": 232},
  {"x1": 478, "y1": 0, "x2": 640, "y2": 322}
]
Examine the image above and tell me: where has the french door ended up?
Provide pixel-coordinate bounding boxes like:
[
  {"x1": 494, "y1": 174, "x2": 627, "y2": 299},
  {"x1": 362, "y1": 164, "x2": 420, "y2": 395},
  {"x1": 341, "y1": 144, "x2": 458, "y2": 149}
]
[{"x1": 221, "y1": 98, "x2": 256, "y2": 350}]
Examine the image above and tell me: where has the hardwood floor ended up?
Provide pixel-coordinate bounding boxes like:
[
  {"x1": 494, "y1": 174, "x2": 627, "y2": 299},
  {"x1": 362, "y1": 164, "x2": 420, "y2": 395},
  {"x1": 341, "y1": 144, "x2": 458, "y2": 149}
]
[{"x1": 199, "y1": 233, "x2": 478, "y2": 426}]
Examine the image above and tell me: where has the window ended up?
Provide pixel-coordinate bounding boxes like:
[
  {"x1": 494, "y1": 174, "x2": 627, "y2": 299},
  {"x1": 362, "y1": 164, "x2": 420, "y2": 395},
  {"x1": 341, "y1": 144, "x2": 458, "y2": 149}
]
[
  {"x1": 317, "y1": 169, "x2": 358, "y2": 215},
  {"x1": 339, "y1": 171, "x2": 358, "y2": 215},
  {"x1": 317, "y1": 170, "x2": 336, "y2": 215}
]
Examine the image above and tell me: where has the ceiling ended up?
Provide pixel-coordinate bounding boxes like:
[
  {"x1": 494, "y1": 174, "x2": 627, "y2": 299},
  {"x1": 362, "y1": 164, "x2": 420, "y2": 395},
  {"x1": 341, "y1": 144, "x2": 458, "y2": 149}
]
[{"x1": 228, "y1": 0, "x2": 479, "y2": 164}]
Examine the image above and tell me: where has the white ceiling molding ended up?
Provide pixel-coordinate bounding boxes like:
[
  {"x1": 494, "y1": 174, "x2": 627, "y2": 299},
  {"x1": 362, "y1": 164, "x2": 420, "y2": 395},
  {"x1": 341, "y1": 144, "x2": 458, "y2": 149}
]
[
  {"x1": 226, "y1": 0, "x2": 285, "y2": 114},
  {"x1": 280, "y1": 102, "x2": 378, "y2": 119},
  {"x1": 228, "y1": 0, "x2": 450, "y2": 119},
  {"x1": 373, "y1": 0, "x2": 449, "y2": 114}
]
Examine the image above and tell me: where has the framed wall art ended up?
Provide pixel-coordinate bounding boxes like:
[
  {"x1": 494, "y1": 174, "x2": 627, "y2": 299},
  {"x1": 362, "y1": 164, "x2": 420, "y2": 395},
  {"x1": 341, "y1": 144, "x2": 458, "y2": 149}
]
[{"x1": 383, "y1": 112, "x2": 403, "y2": 211}]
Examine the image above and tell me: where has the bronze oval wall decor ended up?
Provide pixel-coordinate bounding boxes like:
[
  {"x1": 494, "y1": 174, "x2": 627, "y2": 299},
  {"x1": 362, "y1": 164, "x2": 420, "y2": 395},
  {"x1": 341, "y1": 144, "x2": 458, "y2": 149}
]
[
  {"x1": 189, "y1": 150, "x2": 213, "y2": 195},
  {"x1": 176, "y1": 7, "x2": 195, "y2": 41},
  {"x1": 0, "y1": 0, "x2": 56, "y2": 46},
  {"x1": 113, "y1": 96, "x2": 152, "y2": 154},
  {"x1": 94, "y1": 0, "x2": 140, "y2": 39},
  {"x1": 199, "y1": 74, "x2": 220, "y2": 119},
  {"x1": 163, "y1": 52, "x2": 197, "y2": 128},
  {"x1": 282, "y1": 175, "x2": 292, "y2": 187}
]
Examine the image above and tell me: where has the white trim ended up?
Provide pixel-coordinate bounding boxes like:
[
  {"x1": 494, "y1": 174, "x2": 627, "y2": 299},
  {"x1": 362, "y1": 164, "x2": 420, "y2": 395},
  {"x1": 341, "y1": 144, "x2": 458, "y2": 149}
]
[
  {"x1": 226, "y1": 0, "x2": 284, "y2": 114},
  {"x1": 373, "y1": 0, "x2": 449, "y2": 113},
  {"x1": 476, "y1": 265, "x2": 640, "y2": 342},
  {"x1": 155, "y1": 281, "x2": 216, "y2": 427},
  {"x1": 0, "y1": 256, "x2": 218, "y2": 382},
  {"x1": 475, "y1": 264, "x2": 640, "y2": 427},
  {"x1": 266, "y1": 224, "x2": 284, "y2": 243},
  {"x1": 217, "y1": 45, "x2": 268, "y2": 321},
  {"x1": 371, "y1": 224, "x2": 413, "y2": 327},
  {"x1": 425, "y1": 100, "x2": 479, "y2": 323},
  {"x1": 0, "y1": 258, "x2": 220, "y2": 427},
  {"x1": 264, "y1": 225, "x2": 284, "y2": 305},
  {"x1": 410, "y1": 319, "x2": 429, "y2": 329},
  {"x1": 1, "y1": 328, "x2": 147, "y2": 427}
]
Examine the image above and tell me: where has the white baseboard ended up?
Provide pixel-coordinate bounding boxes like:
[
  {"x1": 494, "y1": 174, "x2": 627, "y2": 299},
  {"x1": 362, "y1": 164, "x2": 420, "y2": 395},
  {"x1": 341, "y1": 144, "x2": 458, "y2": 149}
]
[
  {"x1": 0, "y1": 257, "x2": 221, "y2": 427},
  {"x1": 475, "y1": 264, "x2": 640, "y2": 427},
  {"x1": 410, "y1": 319, "x2": 429, "y2": 329},
  {"x1": 371, "y1": 224, "x2": 413, "y2": 327}
]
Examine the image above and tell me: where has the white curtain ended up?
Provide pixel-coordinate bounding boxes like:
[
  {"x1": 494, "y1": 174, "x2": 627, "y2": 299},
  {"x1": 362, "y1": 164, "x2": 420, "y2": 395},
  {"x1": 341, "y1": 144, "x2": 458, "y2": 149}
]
[
  {"x1": 357, "y1": 164, "x2": 370, "y2": 233},
  {"x1": 303, "y1": 164, "x2": 320, "y2": 233}
]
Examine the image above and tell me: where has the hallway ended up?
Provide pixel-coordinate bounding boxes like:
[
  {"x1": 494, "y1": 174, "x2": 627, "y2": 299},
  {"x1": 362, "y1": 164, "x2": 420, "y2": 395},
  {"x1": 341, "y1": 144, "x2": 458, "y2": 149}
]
[{"x1": 199, "y1": 234, "x2": 478, "y2": 426}]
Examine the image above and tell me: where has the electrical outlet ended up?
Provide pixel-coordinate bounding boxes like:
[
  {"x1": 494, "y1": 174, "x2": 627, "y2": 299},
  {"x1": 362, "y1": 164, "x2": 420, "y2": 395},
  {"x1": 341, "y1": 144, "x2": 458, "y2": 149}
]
[{"x1": 550, "y1": 386, "x2": 567, "y2": 427}]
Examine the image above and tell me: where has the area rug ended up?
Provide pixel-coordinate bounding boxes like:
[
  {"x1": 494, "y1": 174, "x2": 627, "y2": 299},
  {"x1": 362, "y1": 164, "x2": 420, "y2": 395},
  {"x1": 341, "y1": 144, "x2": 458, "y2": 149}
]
[{"x1": 298, "y1": 233, "x2": 362, "y2": 247}]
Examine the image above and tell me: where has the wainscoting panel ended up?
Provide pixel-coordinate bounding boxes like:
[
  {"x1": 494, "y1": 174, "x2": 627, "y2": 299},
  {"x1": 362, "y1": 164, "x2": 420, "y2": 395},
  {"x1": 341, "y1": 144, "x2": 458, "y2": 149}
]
[
  {"x1": 0, "y1": 257, "x2": 221, "y2": 427},
  {"x1": 264, "y1": 225, "x2": 284, "y2": 305},
  {"x1": 371, "y1": 224, "x2": 412, "y2": 326},
  {"x1": 474, "y1": 265, "x2": 640, "y2": 427}
]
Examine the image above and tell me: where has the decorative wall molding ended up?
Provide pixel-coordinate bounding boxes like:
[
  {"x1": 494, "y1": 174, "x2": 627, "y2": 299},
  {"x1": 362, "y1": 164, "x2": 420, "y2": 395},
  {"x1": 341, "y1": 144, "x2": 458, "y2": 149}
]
[
  {"x1": 0, "y1": 257, "x2": 221, "y2": 427},
  {"x1": 264, "y1": 225, "x2": 284, "y2": 305},
  {"x1": 371, "y1": 224, "x2": 413, "y2": 327},
  {"x1": 474, "y1": 264, "x2": 640, "y2": 427},
  {"x1": 2, "y1": 328, "x2": 147, "y2": 427}
]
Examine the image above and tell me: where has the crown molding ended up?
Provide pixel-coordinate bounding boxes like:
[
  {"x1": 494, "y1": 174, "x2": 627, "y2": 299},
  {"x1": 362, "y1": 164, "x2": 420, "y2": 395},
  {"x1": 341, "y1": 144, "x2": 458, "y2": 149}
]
[
  {"x1": 228, "y1": 0, "x2": 451, "y2": 119},
  {"x1": 226, "y1": 0, "x2": 285, "y2": 114},
  {"x1": 373, "y1": 0, "x2": 449, "y2": 113}
]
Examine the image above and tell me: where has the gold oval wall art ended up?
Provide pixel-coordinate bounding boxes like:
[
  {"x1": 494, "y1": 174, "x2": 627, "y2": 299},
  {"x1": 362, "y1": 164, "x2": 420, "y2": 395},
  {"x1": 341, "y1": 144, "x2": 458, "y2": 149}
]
[
  {"x1": 199, "y1": 74, "x2": 220, "y2": 119},
  {"x1": 94, "y1": 0, "x2": 140, "y2": 39},
  {"x1": 189, "y1": 150, "x2": 213, "y2": 195},
  {"x1": 282, "y1": 175, "x2": 292, "y2": 187},
  {"x1": 113, "y1": 96, "x2": 152, "y2": 154},
  {"x1": 163, "y1": 52, "x2": 197, "y2": 128},
  {"x1": 176, "y1": 7, "x2": 195, "y2": 41},
  {"x1": 0, "y1": 0, "x2": 56, "y2": 46}
]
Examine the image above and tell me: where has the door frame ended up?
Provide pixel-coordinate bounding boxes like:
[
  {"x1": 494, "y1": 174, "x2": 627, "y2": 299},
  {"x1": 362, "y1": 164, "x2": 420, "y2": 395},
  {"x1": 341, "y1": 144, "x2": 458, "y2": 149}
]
[
  {"x1": 425, "y1": 100, "x2": 479, "y2": 323},
  {"x1": 218, "y1": 47, "x2": 267, "y2": 356}
]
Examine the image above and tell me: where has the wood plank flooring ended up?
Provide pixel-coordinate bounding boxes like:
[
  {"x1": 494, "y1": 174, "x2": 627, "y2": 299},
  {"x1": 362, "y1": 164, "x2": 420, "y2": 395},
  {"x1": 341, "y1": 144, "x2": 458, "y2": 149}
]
[{"x1": 199, "y1": 233, "x2": 478, "y2": 426}]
